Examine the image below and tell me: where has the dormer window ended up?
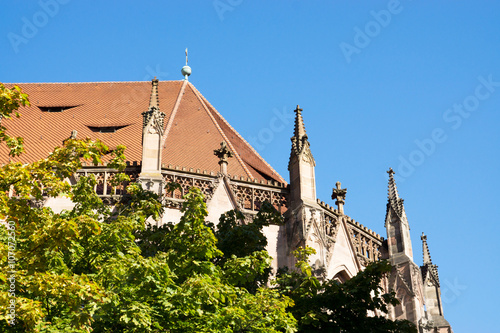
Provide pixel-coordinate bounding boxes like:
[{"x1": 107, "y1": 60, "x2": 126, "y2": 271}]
[
  {"x1": 87, "y1": 125, "x2": 128, "y2": 133},
  {"x1": 39, "y1": 106, "x2": 77, "y2": 112}
]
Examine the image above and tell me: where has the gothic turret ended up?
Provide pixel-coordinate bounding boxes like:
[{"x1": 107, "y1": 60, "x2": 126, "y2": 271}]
[
  {"x1": 385, "y1": 168, "x2": 413, "y2": 263},
  {"x1": 420, "y1": 233, "x2": 452, "y2": 332},
  {"x1": 138, "y1": 78, "x2": 166, "y2": 195},
  {"x1": 384, "y1": 168, "x2": 425, "y2": 327},
  {"x1": 285, "y1": 105, "x2": 323, "y2": 269},
  {"x1": 288, "y1": 105, "x2": 317, "y2": 206}
]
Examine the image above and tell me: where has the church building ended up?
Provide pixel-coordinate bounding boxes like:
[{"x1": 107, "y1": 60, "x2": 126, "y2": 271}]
[{"x1": 1, "y1": 63, "x2": 453, "y2": 332}]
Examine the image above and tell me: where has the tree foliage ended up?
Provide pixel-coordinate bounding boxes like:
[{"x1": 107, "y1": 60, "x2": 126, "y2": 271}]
[
  {"x1": 211, "y1": 202, "x2": 283, "y2": 294},
  {"x1": 0, "y1": 83, "x2": 29, "y2": 157}
]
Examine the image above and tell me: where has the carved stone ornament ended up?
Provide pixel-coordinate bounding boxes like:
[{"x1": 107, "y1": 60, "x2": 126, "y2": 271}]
[
  {"x1": 142, "y1": 108, "x2": 165, "y2": 136},
  {"x1": 213, "y1": 141, "x2": 234, "y2": 163},
  {"x1": 419, "y1": 317, "x2": 434, "y2": 332},
  {"x1": 323, "y1": 215, "x2": 338, "y2": 266},
  {"x1": 358, "y1": 254, "x2": 370, "y2": 267},
  {"x1": 243, "y1": 212, "x2": 254, "y2": 225},
  {"x1": 332, "y1": 181, "x2": 347, "y2": 205}
]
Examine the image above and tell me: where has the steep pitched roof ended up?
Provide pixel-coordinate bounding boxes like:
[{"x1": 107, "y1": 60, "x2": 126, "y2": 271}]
[{"x1": 0, "y1": 81, "x2": 286, "y2": 184}]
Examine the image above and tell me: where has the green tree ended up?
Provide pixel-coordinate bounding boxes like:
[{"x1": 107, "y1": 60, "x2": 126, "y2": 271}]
[
  {"x1": 0, "y1": 83, "x2": 29, "y2": 157},
  {"x1": 211, "y1": 201, "x2": 283, "y2": 293}
]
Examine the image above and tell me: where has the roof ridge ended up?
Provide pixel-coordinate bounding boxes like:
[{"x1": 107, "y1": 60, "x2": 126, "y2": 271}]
[
  {"x1": 161, "y1": 80, "x2": 188, "y2": 147},
  {"x1": 188, "y1": 82, "x2": 287, "y2": 184},
  {"x1": 3, "y1": 80, "x2": 182, "y2": 85},
  {"x1": 187, "y1": 82, "x2": 255, "y2": 180}
]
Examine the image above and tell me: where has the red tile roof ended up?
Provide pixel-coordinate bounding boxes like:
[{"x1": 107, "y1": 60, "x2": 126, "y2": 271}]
[{"x1": 0, "y1": 81, "x2": 286, "y2": 184}]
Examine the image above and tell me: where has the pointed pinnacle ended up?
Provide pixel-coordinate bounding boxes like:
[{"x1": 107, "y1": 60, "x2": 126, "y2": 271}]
[
  {"x1": 149, "y1": 78, "x2": 160, "y2": 110},
  {"x1": 293, "y1": 105, "x2": 307, "y2": 140},
  {"x1": 421, "y1": 232, "x2": 432, "y2": 265},
  {"x1": 386, "y1": 168, "x2": 406, "y2": 218},
  {"x1": 387, "y1": 168, "x2": 400, "y2": 201}
]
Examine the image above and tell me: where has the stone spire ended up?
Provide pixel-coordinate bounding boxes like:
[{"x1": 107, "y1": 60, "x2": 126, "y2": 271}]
[
  {"x1": 294, "y1": 105, "x2": 307, "y2": 140},
  {"x1": 420, "y1": 233, "x2": 452, "y2": 331},
  {"x1": 285, "y1": 104, "x2": 321, "y2": 272},
  {"x1": 421, "y1": 232, "x2": 432, "y2": 265},
  {"x1": 387, "y1": 168, "x2": 399, "y2": 199},
  {"x1": 384, "y1": 167, "x2": 413, "y2": 261},
  {"x1": 421, "y1": 232, "x2": 440, "y2": 285},
  {"x1": 138, "y1": 78, "x2": 166, "y2": 196},
  {"x1": 142, "y1": 78, "x2": 165, "y2": 134},
  {"x1": 149, "y1": 77, "x2": 160, "y2": 110},
  {"x1": 288, "y1": 105, "x2": 317, "y2": 205},
  {"x1": 384, "y1": 168, "x2": 425, "y2": 327},
  {"x1": 387, "y1": 168, "x2": 405, "y2": 218},
  {"x1": 291, "y1": 105, "x2": 310, "y2": 157}
]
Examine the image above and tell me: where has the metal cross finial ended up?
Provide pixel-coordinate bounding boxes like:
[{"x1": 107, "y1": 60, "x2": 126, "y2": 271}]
[{"x1": 185, "y1": 48, "x2": 188, "y2": 66}]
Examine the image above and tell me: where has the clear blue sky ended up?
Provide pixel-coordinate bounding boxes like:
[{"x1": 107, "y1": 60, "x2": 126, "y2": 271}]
[{"x1": 2, "y1": 1, "x2": 499, "y2": 332}]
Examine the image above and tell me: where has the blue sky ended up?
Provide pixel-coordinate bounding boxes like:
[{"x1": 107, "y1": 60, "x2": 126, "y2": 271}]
[{"x1": 2, "y1": 1, "x2": 499, "y2": 331}]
